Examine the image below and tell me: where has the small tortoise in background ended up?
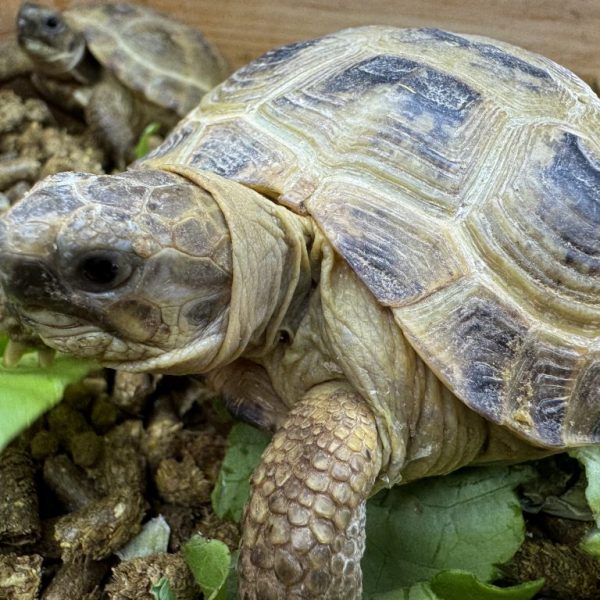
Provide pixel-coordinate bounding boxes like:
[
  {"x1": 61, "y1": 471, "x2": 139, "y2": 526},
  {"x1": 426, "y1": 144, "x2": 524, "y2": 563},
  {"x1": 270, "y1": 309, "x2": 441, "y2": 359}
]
[
  {"x1": 16, "y1": 2, "x2": 228, "y2": 166},
  {"x1": 1, "y1": 26, "x2": 600, "y2": 599}
]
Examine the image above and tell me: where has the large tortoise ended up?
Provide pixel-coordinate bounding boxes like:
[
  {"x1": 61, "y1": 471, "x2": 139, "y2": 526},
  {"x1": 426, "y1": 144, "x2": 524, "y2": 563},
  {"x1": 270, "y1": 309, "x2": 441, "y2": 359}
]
[
  {"x1": 16, "y1": 2, "x2": 228, "y2": 166},
  {"x1": 1, "y1": 26, "x2": 600, "y2": 599}
]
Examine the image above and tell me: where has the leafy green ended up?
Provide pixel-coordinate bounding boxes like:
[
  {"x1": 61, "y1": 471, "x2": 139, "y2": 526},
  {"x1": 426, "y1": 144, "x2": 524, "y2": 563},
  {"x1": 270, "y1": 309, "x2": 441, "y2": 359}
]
[
  {"x1": 151, "y1": 577, "x2": 178, "y2": 600},
  {"x1": 362, "y1": 466, "x2": 532, "y2": 594},
  {"x1": 371, "y1": 581, "x2": 438, "y2": 600},
  {"x1": 134, "y1": 122, "x2": 161, "y2": 159},
  {"x1": 211, "y1": 423, "x2": 270, "y2": 522},
  {"x1": 570, "y1": 446, "x2": 600, "y2": 554},
  {"x1": 369, "y1": 572, "x2": 543, "y2": 600},
  {"x1": 225, "y1": 551, "x2": 239, "y2": 600},
  {"x1": 0, "y1": 336, "x2": 96, "y2": 451},
  {"x1": 429, "y1": 570, "x2": 543, "y2": 599},
  {"x1": 116, "y1": 515, "x2": 171, "y2": 560},
  {"x1": 519, "y1": 455, "x2": 591, "y2": 520},
  {"x1": 183, "y1": 534, "x2": 231, "y2": 600}
]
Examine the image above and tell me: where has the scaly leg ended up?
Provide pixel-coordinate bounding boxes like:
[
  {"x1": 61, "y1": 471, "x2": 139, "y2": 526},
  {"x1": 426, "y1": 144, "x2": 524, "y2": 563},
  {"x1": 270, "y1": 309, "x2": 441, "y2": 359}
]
[
  {"x1": 85, "y1": 76, "x2": 137, "y2": 169},
  {"x1": 239, "y1": 381, "x2": 382, "y2": 599}
]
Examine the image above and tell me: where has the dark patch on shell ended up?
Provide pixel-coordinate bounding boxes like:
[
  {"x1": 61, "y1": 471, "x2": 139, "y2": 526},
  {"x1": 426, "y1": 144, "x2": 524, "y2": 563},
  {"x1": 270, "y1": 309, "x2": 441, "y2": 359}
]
[
  {"x1": 323, "y1": 55, "x2": 480, "y2": 114},
  {"x1": 335, "y1": 228, "x2": 424, "y2": 305},
  {"x1": 540, "y1": 133, "x2": 600, "y2": 256},
  {"x1": 316, "y1": 54, "x2": 481, "y2": 153},
  {"x1": 532, "y1": 398, "x2": 567, "y2": 444},
  {"x1": 548, "y1": 133, "x2": 600, "y2": 223},
  {"x1": 131, "y1": 170, "x2": 181, "y2": 187},
  {"x1": 571, "y1": 361, "x2": 600, "y2": 440},
  {"x1": 511, "y1": 341, "x2": 578, "y2": 446},
  {"x1": 143, "y1": 124, "x2": 193, "y2": 162},
  {"x1": 189, "y1": 126, "x2": 274, "y2": 179},
  {"x1": 454, "y1": 295, "x2": 527, "y2": 415},
  {"x1": 234, "y1": 40, "x2": 318, "y2": 81},
  {"x1": 419, "y1": 28, "x2": 551, "y2": 80}
]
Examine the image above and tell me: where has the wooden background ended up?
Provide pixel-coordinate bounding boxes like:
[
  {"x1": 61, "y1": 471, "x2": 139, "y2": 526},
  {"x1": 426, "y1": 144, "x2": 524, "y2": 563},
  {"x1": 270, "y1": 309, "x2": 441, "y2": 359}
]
[{"x1": 1, "y1": 0, "x2": 599, "y2": 84}]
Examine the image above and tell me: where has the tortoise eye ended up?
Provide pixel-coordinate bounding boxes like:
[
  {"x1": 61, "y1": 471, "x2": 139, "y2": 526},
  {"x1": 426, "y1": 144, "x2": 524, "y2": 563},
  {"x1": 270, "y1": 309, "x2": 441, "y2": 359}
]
[
  {"x1": 75, "y1": 251, "x2": 133, "y2": 292},
  {"x1": 44, "y1": 15, "x2": 63, "y2": 31}
]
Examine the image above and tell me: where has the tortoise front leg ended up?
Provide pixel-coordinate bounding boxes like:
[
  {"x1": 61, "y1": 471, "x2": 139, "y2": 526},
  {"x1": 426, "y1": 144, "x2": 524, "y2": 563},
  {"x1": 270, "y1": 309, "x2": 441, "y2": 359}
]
[
  {"x1": 85, "y1": 77, "x2": 137, "y2": 168},
  {"x1": 239, "y1": 381, "x2": 382, "y2": 600}
]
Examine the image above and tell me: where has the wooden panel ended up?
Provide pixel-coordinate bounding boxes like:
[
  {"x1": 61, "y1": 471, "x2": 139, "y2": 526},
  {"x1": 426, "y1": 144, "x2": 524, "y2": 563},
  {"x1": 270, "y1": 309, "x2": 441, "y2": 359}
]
[{"x1": 1, "y1": 0, "x2": 598, "y2": 84}]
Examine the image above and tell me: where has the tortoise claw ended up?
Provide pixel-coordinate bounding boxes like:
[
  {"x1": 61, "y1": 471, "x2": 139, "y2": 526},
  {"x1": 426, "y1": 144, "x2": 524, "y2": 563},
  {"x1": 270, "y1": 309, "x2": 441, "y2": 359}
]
[
  {"x1": 3, "y1": 338, "x2": 28, "y2": 367},
  {"x1": 37, "y1": 346, "x2": 56, "y2": 368}
]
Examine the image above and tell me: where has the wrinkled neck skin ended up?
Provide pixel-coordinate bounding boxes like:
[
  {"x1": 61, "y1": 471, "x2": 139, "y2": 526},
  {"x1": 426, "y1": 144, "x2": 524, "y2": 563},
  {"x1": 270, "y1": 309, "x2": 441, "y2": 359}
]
[{"x1": 137, "y1": 166, "x2": 313, "y2": 374}]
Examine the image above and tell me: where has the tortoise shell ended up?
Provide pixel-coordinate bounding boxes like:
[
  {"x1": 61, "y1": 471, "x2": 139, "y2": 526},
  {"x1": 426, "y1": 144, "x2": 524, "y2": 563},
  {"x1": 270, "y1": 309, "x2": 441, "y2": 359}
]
[
  {"x1": 144, "y1": 26, "x2": 600, "y2": 448},
  {"x1": 64, "y1": 3, "x2": 228, "y2": 115}
]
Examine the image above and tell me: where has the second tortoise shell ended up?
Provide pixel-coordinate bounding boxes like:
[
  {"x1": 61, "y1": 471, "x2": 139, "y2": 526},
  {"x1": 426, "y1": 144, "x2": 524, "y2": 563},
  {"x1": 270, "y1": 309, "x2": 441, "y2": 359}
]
[{"x1": 64, "y1": 2, "x2": 228, "y2": 115}]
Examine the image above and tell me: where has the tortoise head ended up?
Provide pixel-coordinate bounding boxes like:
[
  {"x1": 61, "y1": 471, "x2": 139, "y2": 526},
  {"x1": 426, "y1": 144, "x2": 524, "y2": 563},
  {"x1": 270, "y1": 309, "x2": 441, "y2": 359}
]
[
  {"x1": 0, "y1": 170, "x2": 233, "y2": 373},
  {"x1": 17, "y1": 2, "x2": 88, "y2": 78}
]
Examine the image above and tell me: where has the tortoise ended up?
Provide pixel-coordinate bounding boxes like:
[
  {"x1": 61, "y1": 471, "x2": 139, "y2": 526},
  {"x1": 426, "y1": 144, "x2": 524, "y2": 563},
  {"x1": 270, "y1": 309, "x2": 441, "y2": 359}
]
[
  {"x1": 1, "y1": 25, "x2": 600, "y2": 599},
  {"x1": 15, "y1": 1, "x2": 228, "y2": 166}
]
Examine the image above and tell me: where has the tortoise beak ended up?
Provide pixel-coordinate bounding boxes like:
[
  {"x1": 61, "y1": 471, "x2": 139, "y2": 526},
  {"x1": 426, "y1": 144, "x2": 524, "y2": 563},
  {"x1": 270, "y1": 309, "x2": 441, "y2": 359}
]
[
  {"x1": 17, "y1": 2, "x2": 42, "y2": 39},
  {"x1": 0, "y1": 217, "x2": 67, "y2": 313},
  {"x1": 0, "y1": 254, "x2": 64, "y2": 308}
]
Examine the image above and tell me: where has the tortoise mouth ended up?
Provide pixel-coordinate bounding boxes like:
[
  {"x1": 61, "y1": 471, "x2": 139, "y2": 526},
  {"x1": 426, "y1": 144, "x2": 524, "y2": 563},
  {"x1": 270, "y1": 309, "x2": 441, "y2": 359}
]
[{"x1": 101, "y1": 330, "x2": 226, "y2": 374}]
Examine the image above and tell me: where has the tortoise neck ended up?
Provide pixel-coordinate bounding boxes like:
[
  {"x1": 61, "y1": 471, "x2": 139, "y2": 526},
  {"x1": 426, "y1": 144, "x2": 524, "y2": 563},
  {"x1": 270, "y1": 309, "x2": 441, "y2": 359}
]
[
  {"x1": 244, "y1": 206, "x2": 314, "y2": 359},
  {"x1": 69, "y1": 47, "x2": 101, "y2": 85},
  {"x1": 158, "y1": 166, "x2": 314, "y2": 369}
]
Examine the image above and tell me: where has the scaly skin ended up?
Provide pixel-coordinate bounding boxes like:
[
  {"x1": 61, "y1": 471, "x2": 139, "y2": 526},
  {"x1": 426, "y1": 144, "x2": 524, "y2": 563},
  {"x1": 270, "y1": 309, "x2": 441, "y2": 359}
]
[{"x1": 239, "y1": 382, "x2": 381, "y2": 599}]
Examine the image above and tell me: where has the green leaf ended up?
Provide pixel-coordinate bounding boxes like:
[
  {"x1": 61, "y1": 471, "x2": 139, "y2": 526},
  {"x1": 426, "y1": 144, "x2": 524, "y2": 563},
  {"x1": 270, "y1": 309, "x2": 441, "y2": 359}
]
[
  {"x1": 362, "y1": 466, "x2": 532, "y2": 594},
  {"x1": 0, "y1": 339, "x2": 96, "y2": 451},
  {"x1": 570, "y1": 446, "x2": 600, "y2": 555},
  {"x1": 429, "y1": 570, "x2": 543, "y2": 599},
  {"x1": 370, "y1": 581, "x2": 438, "y2": 599},
  {"x1": 370, "y1": 573, "x2": 543, "y2": 600},
  {"x1": 117, "y1": 515, "x2": 171, "y2": 560},
  {"x1": 212, "y1": 423, "x2": 271, "y2": 523},
  {"x1": 225, "y1": 550, "x2": 239, "y2": 600},
  {"x1": 151, "y1": 577, "x2": 178, "y2": 600},
  {"x1": 134, "y1": 122, "x2": 161, "y2": 159},
  {"x1": 183, "y1": 534, "x2": 230, "y2": 600}
]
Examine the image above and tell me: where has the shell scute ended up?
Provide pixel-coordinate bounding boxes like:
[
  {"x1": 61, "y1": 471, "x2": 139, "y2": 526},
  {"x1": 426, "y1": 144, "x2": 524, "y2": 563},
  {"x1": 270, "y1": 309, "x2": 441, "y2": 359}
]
[
  {"x1": 464, "y1": 126, "x2": 600, "y2": 333},
  {"x1": 417, "y1": 28, "x2": 551, "y2": 80},
  {"x1": 393, "y1": 280, "x2": 531, "y2": 425},
  {"x1": 544, "y1": 133, "x2": 600, "y2": 232},
  {"x1": 320, "y1": 54, "x2": 481, "y2": 115},
  {"x1": 308, "y1": 180, "x2": 466, "y2": 306},
  {"x1": 508, "y1": 337, "x2": 581, "y2": 446}
]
